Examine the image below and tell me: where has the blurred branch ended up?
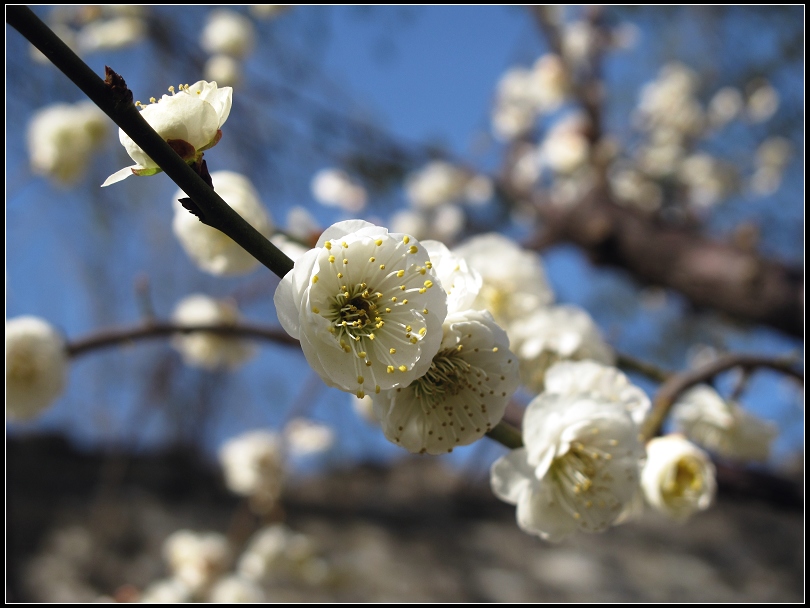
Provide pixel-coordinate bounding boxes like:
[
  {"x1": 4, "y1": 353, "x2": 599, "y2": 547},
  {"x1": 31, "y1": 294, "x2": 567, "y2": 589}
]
[
  {"x1": 6, "y1": 5, "x2": 294, "y2": 280},
  {"x1": 65, "y1": 321, "x2": 299, "y2": 358},
  {"x1": 615, "y1": 351, "x2": 673, "y2": 383},
  {"x1": 527, "y1": 189, "x2": 805, "y2": 338},
  {"x1": 486, "y1": 421, "x2": 523, "y2": 451},
  {"x1": 641, "y1": 352, "x2": 804, "y2": 440}
]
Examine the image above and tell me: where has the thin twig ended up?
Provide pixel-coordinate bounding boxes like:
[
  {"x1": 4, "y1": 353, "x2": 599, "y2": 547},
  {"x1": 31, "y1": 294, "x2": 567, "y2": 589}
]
[
  {"x1": 615, "y1": 351, "x2": 673, "y2": 383},
  {"x1": 6, "y1": 6, "x2": 293, "y2": 279},
  {"x1": 641, "y1": 352, "x2": 804, "y2": 440}
]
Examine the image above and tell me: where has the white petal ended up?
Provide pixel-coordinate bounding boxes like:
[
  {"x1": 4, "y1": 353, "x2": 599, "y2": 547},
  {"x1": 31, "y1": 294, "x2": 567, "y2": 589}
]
[
  {"x1": 315, "y1": 219, "x2": 382, "y2": 247},
  {"x1": 101, "y1": 165, "x2": 138, "y2": 187},
  {"x1": 490, "y1": 448, "x2": 534, "y2": 505}
]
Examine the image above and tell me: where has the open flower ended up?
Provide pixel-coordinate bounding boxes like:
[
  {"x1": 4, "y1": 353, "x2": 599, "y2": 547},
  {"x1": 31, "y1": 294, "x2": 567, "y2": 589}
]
[
  {"x1": 102, "y1": 80, "x2": 232, "y2": 186},
  {"x1": 311, "y1": 168, "x2": 367, "y2": 212},
  {"x1": 641, "y1": 434, "x2": 716, "y2": 521},
  {"x1": 172, "y1": 171, "x2": 272, "y2": 276},
  {"x1": 374, "y1": 309, "x2": 519, "y2": 455},
  {"x1": 422, "y1": 240, "x2": 482, "y2": 314},
  {"x1": 491, "y1": 362, "x2": 646, "y2": 542},
  {"x1": 672, "y1": 384, "x2": 778, "y2": 462},
  {"x1": 508, "y1": 305, "x2": 615, "y2": 394},
  {"x1": 171, "y1": 294, "x2": 255, "y2": 370},
  {"x1": 454, "y1": 233, "x2": 554, "y2": 327},
  {"x1": 6, "y1": 316, "x2": 68, "y2": 421},
  {"x1": 163, "y1": 530, "x2": 230, "y2": 595},
  {"x1": 274, "y1": 220, "x2": 447, "y2": 398}
]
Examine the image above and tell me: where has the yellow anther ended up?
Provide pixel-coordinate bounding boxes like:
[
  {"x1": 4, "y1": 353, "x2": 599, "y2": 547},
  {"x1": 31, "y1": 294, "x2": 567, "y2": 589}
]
[
  {"x1": 400, "y1": 285, "x2": 406, "y2": 291},
  {"x1": 387, "y1": 365, "x2": 395, "y2": 373},
  {"x1": 419, "y1": 288, "x2": 426, "y2": 294},
  {"x1": 385, "y1": 308, "x2": 391, "y2": 313},
  {"x1": 368, "y1": 333, "x2": 375, "y2": 340},
  {"x1": 405, "y1": 325, "x2": 412, "y2": 332},
  {"x1": 410, "y1": 337, "x2": 418, "y2": 344},
  {"x1": 402, "y1": 299, "x2": 408, "y2": 304},
  {"x1": 358, "y1": 351, "x2": 366, "y2": 358},
  {"x1": 492, "y1": 347, "x2": 498, "y2": 352},
  {"x1": 357, "y1": 376, "x2": 364, "y2": 384},
  {"x1": 168, "y1": 85, "x2": 175, "y2": 93},
  {"x1": 425, "y1": 261, "x2": 433, "y2": 269},
  {"x1": 396, "y1": 270, "x2": 405, "y2": 278},
  {"x1": 379, "y1": 264, "x2": 386, "y2": 270},
  {"x1": 398, "y1": 365, "x2": 407, "y2": 372},
  {"x1": 337, "y1": 272, "x2": 343, "y2": 279},
  {"x1": 328, "y1": 255, "x2": 335, "y2": 263},
  {"x1": 312, "y1": 276, "x2": 319, "y2": 284},
  {"x1": 389, "y1": 348, "x2": 396, "y2": 354},
  {"x1": 409, "y1": 246, "x2": 418, "y2": 254},
  {"x1": 423, "y1": 308, "x2": 428, "y2": 314},
  {"x1": 365, "y1": 361, "x2": 372, "y2": 367},
  {"x1": 344, "y1": 292, "x2": 350, "y2": 298},
  {"x1": 424, "y1": 280, "x2": 433, "y2": 288},
  {"x1": 369, "y1": 257, "x2": 375, "y2": 263},
  {"x1": 375, "y1": 239, "x2": 383, "y2": 246},
  {"x1": 325, "y1": 241, "x2": 332, "y2": 250},
  {"x1": 343, "y1": 259, "x2": 348, "y2": 265},
  {"x1": 356, "y1": 390, "x2": 365, "y2": 399},
  {"x1": 391, "y1": 297, "x2": 397, "y2": 302},
  {"x1": 419, "y1": 268, "x2": 426, "y2": 275},
  {"x1": 403, "y1": 235, "x2": 410, "y2": 244},
  {"x1": 150, "y1": 96, "x2": 157, "y2": 103},
  {"x1": 375, "y1": 385, "x2": 381, "y2": 394},
  {"x1": 419, "y1": 327, "x2": 427, "y2": 336},
  {"x1": 311, "y1": 307, "x2": 319, "y2": 314}
]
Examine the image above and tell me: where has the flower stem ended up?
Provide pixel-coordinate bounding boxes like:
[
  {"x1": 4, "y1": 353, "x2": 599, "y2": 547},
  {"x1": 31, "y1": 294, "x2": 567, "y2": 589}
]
[
  {"x1": 6, "y1": 5, "x2": 293, "y2": 279},
  {"x1": 486, "y1": 421, "x2": 523, "y2": 450}
]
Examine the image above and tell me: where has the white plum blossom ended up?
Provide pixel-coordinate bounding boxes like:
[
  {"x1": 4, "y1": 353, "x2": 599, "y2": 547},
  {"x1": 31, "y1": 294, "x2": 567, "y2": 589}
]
[
  {"x1": 238, "y1": 525, "x2": 327, "y2": 585},
  {"x1": 274, "y1": 220, "x2": 448, "y2": 399},
  {"x1": 206, "y1": 575, "x2": 265, "y2": 603},
  {"x1": 454, "y1": 233, "x2": 554, "y2": 327},
  {"x1": 509, "y1": 305, "x2": 615, "y2": 394},
  {"x1": 171, "y1": 294, "x2": 255, "y2": 371},
  {"x1": 172, "y1": 170, "x2": 272, "y2": 276},
  {"x1": 102, "y1": 80, "x2": 232, "y2": 186},
  {"x1": 422, "y1": 240, "x2": 482, "y2": 314},
  {"x1": 490, "y1": 368, "x2": 646, "y2": 542},
  {"x1": 204, "y1": 54, "x2": 243, "y2": 87},
  {"x1": 219, "y1": 430, "x2": 285, "y2": 512},
  {"x1": 6, "y1": 316, "x2": 68, "y2": 421},
  {"x1": 543, "y1": 360, "x2": 650, "y2": 427},
  {"x1": 746, "y1": 80, "x2": 780, "y2": 123},
  {"x1": 641, "y1": 434, "x2": 716, "y2": 521},
  {"x1": 672, "y1": 385, "x2": 778, "y2": 462},
  {"x1": 76, "y1": 16, "x2": 146, "y2": 53},
  {"x1": 405, "y1": 161, "x2": 469, "y2": 209},
  {"x1": 200, "y1": 9, "x2": 256, "y2": 59},
  {"x1": 139, "y1": 578, "x2": 193, "y2": 604},
  {"x1": 374, "y1": 309, "x2": 520, "y2": 455},
  {"x1": 311, "y1": 168, "x2": 368, "y2": 212},
  {"x1": 163, "y1": 530, "x2": 230, "y2": 595},
  {"x1": 27, "y1": 101, "x2": 108, "y2": 185},
  {"x1": 708, "y1": 87, "x2": 743, "y2": 127},
  {"x1": 283, "y1": 418, "x2": 336, "y2": 456}
]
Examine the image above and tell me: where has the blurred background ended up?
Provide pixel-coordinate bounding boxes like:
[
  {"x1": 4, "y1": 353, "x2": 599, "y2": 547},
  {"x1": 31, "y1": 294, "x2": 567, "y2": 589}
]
[{"x1": 6, "y1": 5, "x2": 804, "y2": 602}]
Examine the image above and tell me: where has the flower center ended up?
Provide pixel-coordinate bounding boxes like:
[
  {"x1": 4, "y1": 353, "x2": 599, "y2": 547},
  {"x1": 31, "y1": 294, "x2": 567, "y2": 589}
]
[
  {"x1": 663, "y1": 456, "x2": 704, "y2": 502},
  {"x1": 330, "y1": 283, "x2": 382, "y2": 340},
  {"x1": 411, "y1": 347, "x2": 472, "y2": 408}
]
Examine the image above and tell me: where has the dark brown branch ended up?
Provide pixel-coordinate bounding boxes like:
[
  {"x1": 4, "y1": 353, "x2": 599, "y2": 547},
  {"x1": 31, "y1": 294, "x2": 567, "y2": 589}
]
[
  {"x1": 66, "y1": 322, "x2": 299, "y2": 358},
  {"x1": 641, "y1": 352, "x2": 804, "y2": 440},
  {"x1": 531, "y1": 190, "x2": 804, "y2": 337}
]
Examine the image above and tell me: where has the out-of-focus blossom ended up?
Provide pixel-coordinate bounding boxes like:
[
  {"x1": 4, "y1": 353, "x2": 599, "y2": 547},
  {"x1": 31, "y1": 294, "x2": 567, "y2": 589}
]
[
  {"x1": 27, "y1": 101, "x2": 108, "y2": 185},
  {"x1": 635, "y1": 63, "x2": 705, "y2": 138},
  {"x1": 171, "y1": 294, "x2": 255, "y2": 371},
  {"x1": 708, "y1": 87, "x2": 743, "y2": 127},
  {"x1": 311, "y1": 168, "x2": 368, "y2": 212},
  {"x1": 563, "y1": 21, "x2": 596, "y2": 66},
  {"x1": 756, "y1": 137, "x2": 792, "y2": 171},
  {"x1": 464, "y1": 174, "x2": 494, "y2": 205},
  {"x1": 238, "y1": 525, "x2": 327, "y2": 585},
  {"x1": 509, "y1": 305, "x2": 615, "y2": 394},
  {"x1": 405, "y1": 161, "x2": 469, "y2": 210},
  {"x1": 641, "y1": 434, "x2": 716, "y2": 521},
  {"x1": 286, "y1": 205, "x2": 320, "y2": 241},
  {"x1": 204, "y1": 54, "x2": 243, "y2": 87},
  {"x1": 269, "y1": 233, "x2": 309, "y2": 263},
  {"x1": 678, "y1": 153, "x2": 737, "y2": 210},
  {"x1": 140, "y1": 578, "x2": 192, "y2": 604},
  {"x1": 540, "y1": 125, "x2": 590, "y2": 174},
  {"x1": 219, "y1": 430, "x2": 285, "y2": 511},
  {"x1": 206, "y1": 575, "x2": 265, "y2": 603},
  {"x1": 200, "y1": 9, "x2": 256, "y2": 59},
  {"x1": 746, "y1": 80, "x2": 780, "y2": 123},
  {"x1": 6, "y1": 316, "x2": 68, "y2": 421},
  {"x1": 374, "y1": 309, "x2": 519, "y2": 455},
  {"x1": 76, "y1": 16, "x2": 146, "y2": 53},
  {"x1": 672, "y1": 385, "x2": 778, "y2": 462},
  {"x1": 274, "y1": 220, "x2": 447, "y2": 399},
  {"x1": 389, "y1": 209, "x2": 428, "y2": 241},
  {"x1": 491, "y1": 363, "x2": 646, "y2": 541},
  {"x1": 250, "y1": 5, "x2": 292, "y2": 19},
  {"x1": 283, "y1": 418, "x2": 335, "y2": 456},
  {"x1": 172, "y1": 170, "x2": 272, "y2": 276},
  {"x1": 163, "y1": 530, "x2": 230, "y2": 594},
  {"x1": 609, "y1": 167, "x2": 663, "y2": 213},
  {"x1": 454, "y1": 233, "x2": 553, "y2": 327},
  {"x1": 102, "y1": 81, "x2": 232, "y2": 186}
]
